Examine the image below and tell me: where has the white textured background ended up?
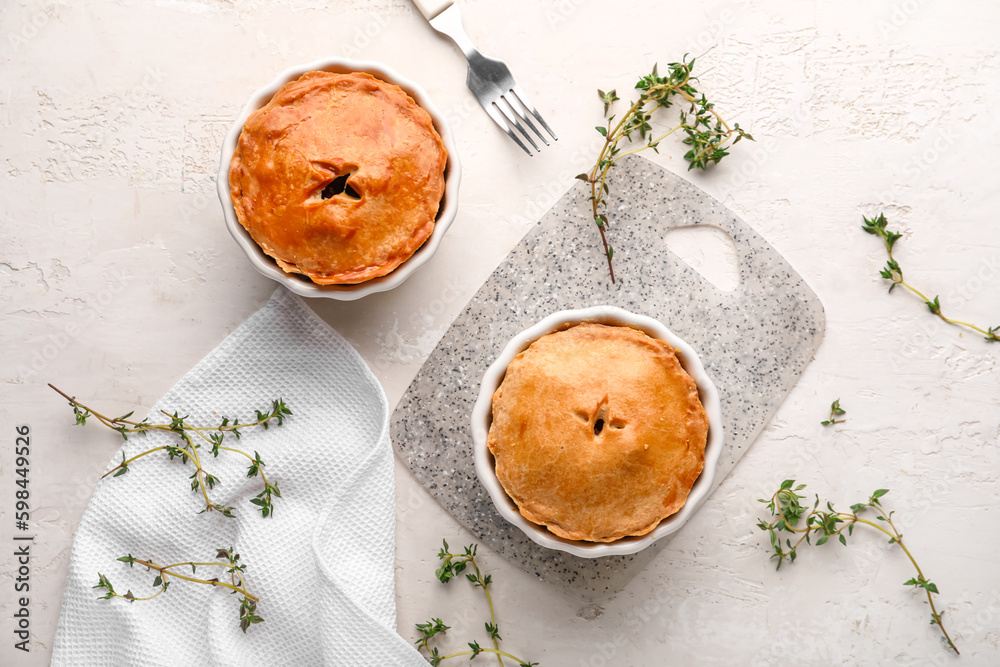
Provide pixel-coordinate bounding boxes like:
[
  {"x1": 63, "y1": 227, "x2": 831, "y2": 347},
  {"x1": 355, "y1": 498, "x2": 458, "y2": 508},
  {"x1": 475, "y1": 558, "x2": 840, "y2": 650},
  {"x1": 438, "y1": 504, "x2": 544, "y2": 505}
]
[{"x1": 2, "y1": 0, "x2": 999, "y2": 665}]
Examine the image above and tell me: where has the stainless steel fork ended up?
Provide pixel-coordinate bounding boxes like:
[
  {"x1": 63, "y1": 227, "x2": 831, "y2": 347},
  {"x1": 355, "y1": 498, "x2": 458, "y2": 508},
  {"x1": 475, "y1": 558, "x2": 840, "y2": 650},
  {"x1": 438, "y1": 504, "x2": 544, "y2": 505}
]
[{"x1": 412, "y1": 0, "x2": 557, "y2": 155}]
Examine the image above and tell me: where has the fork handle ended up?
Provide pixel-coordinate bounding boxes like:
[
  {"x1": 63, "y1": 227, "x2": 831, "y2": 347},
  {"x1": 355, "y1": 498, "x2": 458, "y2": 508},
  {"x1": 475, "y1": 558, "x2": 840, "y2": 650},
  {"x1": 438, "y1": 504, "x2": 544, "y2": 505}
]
[{"x1": 412, "y1": 0, "x2": 453, "y2": 20}]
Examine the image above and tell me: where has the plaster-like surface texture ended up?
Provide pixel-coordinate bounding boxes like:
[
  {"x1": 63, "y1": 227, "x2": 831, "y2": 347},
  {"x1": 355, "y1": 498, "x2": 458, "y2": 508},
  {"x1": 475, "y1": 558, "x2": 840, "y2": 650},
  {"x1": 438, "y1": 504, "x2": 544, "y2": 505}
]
[{"x1": 2, "y1": 1, "x2": 998, "y2": 665}]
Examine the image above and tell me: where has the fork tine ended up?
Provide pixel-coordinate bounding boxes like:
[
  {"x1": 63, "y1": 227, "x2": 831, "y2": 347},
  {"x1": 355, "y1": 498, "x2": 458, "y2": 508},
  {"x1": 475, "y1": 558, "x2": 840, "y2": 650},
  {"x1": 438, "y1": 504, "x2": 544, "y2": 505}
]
[
  {"x1": 483, "y1": 100, "x2": 534, "y2": 156},
  {"x1": 422, "y1": 3, "x2": 556, "y2": 153},
  {"x1": 500, "y1": 92, "x2": 549, "y2": 147},
  {"x1": 510, "y1": 84, "x2": 558, "y2": 142},
  {"x1": 494, "y1": 97, "x2": 542, "y2": 152}
]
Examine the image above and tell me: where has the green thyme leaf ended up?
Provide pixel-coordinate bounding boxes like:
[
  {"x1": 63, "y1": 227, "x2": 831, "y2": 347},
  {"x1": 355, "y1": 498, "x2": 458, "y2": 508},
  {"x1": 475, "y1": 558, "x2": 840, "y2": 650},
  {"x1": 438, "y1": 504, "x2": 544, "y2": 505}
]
[
  {"x1": 584, "y1": 60, "x2": 752, "y2": 283},
  {"x1": 759, "y1": 481, "x2": 958, "y2": 655}
]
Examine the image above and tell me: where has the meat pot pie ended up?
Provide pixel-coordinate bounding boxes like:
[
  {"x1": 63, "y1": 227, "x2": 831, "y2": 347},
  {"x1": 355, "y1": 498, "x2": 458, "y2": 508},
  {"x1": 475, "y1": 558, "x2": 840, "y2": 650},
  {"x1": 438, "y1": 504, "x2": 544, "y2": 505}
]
[
  {"x1": 229, "y1": 71, "x2": 448, "y2": 284},
  {"x1": 487, "y1": 322, "x2": 709, "y2": 543}
]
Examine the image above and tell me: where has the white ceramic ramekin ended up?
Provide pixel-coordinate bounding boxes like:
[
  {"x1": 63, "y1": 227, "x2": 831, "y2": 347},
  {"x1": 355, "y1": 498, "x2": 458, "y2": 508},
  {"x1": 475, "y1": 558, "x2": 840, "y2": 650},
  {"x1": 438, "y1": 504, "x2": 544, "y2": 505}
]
[
  {"x1": 471, "y1": 306, "x2": 724, "y2": 558},
  {"x1": 217, "y1": 57, "x2": 461, "y2": 300}
]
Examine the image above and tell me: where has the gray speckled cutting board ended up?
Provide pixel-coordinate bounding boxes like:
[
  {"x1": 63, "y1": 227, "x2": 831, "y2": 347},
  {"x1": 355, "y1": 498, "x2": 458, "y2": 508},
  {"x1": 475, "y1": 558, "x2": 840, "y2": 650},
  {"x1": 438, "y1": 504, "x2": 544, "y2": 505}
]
[{"x1": 391, "y1": 154, "x2": 825, "y2": 601}]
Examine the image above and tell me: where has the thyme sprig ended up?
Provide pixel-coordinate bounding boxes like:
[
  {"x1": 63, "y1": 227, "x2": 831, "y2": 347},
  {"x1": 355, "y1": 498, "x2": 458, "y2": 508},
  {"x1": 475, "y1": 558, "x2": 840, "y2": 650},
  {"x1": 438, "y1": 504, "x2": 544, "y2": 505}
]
[
  {"x1": 416, "y1": 541, "x2": 538, "y2": 667},
  {"x1": 578, "y1": 57, "x2": 753, "y2": 282},
  {"x1": 820, "y1": 398, "x2": 846, "y2": 426},
  {"x1": 50, "y1": 384, "x2": 289, "y2": 518},
  {"x1": 94, "y1": 547, "x2": 264, "y2": 633},
  {"x1": 757, "y1": 481, "x2": 958, "y2": 655},
  {"x1": 863, "y1": 213, "x2": 999, "y2": 342}
]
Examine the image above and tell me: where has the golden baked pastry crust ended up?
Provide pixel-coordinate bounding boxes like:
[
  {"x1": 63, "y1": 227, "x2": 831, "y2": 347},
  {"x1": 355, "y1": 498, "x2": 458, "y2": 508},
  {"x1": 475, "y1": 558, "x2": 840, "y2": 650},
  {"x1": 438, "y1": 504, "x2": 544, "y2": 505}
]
[
  {"x1": 229, "y1": 71, "x2": 447, "y2": 284},
  {"x1": 488, "y1": 322, "x2": 708, "y2": 543}
]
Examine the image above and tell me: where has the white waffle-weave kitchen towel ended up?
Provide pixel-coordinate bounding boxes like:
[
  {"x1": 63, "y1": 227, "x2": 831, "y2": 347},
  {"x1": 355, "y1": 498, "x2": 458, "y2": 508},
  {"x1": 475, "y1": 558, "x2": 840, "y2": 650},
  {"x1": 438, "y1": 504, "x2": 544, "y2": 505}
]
[{"x1": 52, "y1": 287, "x2": 428, "y2": 666}]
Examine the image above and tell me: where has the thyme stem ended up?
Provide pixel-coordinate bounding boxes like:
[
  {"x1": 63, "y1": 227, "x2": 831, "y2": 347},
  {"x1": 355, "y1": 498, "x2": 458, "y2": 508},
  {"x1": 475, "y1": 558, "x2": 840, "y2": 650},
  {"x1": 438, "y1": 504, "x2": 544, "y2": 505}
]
[
  {"x1": 94, "y1": 548, "x2": 264, "y2": 633},
  {"x1": 416, "y1": 541, "x2": 537, "y2": 666},
  {"x1": 579, "y1": 57, "x2": 752, "y2": 282},
  {"x1": 863, "y1": 213, "x2": 999, "y2": 342},
  {"x1": 758, "y1": 482, "x2": 958, "y2": 655},
  {"x1": 51, "y1": 384, "x2": 289, "y2": 518}
]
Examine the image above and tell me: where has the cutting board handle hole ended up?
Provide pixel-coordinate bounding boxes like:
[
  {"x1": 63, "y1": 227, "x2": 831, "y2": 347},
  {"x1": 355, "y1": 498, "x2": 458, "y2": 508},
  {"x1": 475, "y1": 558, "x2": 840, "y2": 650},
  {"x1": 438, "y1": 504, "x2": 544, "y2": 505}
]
[{"x1": 663, "y1": 224, "x2": 739, "y2": 292}]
